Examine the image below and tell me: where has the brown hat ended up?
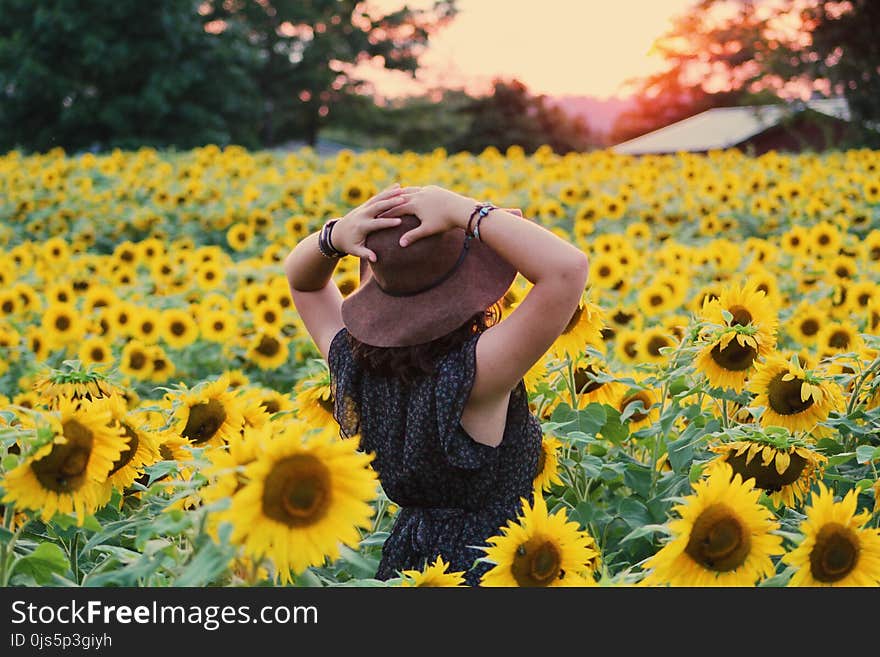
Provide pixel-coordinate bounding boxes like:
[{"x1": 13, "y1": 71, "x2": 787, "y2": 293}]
[{"x1": 340, "y1": 214, "x2": 516, "y2": 347}]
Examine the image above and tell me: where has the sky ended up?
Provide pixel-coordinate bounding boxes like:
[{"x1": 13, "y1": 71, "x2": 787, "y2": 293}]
[{"x1": 359, "y1": 0, "x2": 699, "y2": 99}]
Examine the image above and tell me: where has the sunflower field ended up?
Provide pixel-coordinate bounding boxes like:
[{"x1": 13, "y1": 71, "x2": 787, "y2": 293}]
[{"x1": 1, "y1": 144, "x2": 879, "y2": 588}]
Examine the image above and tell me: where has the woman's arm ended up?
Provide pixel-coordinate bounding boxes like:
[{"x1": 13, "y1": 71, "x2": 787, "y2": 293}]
[
  {"x1": 384, "y1": 186, "x2": 590, "y2": 401},
  {"x1": 284, "y1": 185, "x2": 412, "y2": 360}
]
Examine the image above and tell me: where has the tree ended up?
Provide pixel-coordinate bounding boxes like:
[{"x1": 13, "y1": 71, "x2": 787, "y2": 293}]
[
  {"x1": 612, "y1": 0, "x2": 880, "y2": 146},
  {"x1": 200, "y1": 0, "x2": 457, "y2": 147},
  {"x1": 0, "y1": 0, "x2": 263, "y2": 154},
  {"x1": 449, "y1": 79, "x2": 596, "y2": 154}
]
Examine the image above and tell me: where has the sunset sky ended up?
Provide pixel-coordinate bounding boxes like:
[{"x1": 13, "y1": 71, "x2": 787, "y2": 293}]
[{"x1": 360, "y1": 0, "x2": 699, "y2": 99}]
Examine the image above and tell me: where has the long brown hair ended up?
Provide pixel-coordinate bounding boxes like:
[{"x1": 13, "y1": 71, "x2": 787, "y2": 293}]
[{"x1": 346, "y1": 301, "x2": 503, "y2": 384}]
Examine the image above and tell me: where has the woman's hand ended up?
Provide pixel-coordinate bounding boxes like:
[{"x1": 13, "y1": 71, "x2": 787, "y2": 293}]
[
  {"x1": 378, "y1": 185, "x2": 477, "y2": 247},
  {"x1": 380, "y1": 184, "x2": 525, "y2": 247},
  {"x1": 330, "y1": 184, "x2": 418, "y2": 262}
]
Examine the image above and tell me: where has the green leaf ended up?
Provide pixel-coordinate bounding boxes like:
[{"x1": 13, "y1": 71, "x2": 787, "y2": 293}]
[
  {"x1": 175, "y1": 536, "x2": 237, "y2": 586},
  {"x1": 667, "y1": 434, "x2": 696, "y2": 472},
  {"x1": 338, "y1": 545, "x2": 379, "y2": 579},
  {"x1": 618, "y1": 498, "x2": 652, "y2": 528},
  {"x1": 550, "y1": 402, "x2": 607, "y2": 437},
  {"x1": 599, "y1": 405, "x2": 629, "y2": 444},
  {"x1": 827, "y1": 452, "x2": 856, "y2": 467},
  {"x1": 620, "y1": 524, "x2": 671, "y2": 544},
  {"x1": 11, "y1": 542, "x2": 70, "y2": 585},
  {"x1": 623, "y1": 463, "x2": 652, "y2": 498},
  {"x1": 855, "y1": 445, "x2": 880, "y2": 464}
]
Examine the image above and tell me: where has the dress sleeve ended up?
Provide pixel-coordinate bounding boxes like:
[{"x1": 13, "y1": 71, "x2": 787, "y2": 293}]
[
  {"x1": 434, "y1": 332, "x2": 503, "y2": 470},
  {"x1": 327, "y1": 327, "x2": 361, "y2": 440}
]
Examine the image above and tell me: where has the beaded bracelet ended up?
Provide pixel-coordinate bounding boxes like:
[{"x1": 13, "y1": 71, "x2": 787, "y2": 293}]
[
  {"x1": 473, "y1": 204, "x2": 497, "y2": 242},
  {"x1": 466, "y1": 202, "x2": 496, "y2": 239}
]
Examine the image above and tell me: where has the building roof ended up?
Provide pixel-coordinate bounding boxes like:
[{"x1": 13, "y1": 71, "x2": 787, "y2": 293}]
[{"x1": 611, "y1": 98, "x2": 851, "y2": 155}]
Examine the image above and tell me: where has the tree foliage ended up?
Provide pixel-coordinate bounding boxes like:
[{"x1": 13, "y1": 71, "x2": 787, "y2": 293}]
[
  {"x1": 612, "y1": 0, "x2": 880, "y2": 146},
  {"x1": 199, "y1": 0, "x2": 457, "y2": 146},
  {"x1": 0, "y1": 0, "x2": 263, "y2": 153},
  {"x1": 448, "y1": 79, "x2": 596, "y2": 154}
]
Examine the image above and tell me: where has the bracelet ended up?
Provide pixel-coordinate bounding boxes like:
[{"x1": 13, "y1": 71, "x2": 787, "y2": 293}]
[
  {"x1": 466, "y1": 202, "x2": 495, "y2": 238},
  {"x1": 318, "y1": 219, "x2": 345, "y2": 259},
  {"x1": 473, "y1": 204, "x2": 496, "y2": 242}
]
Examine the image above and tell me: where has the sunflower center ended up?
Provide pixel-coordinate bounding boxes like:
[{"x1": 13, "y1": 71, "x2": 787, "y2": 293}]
[
  {"x1": 262, "y1": 454, "x2": 332, "y2": 528},
  {"x1": 562, "y1": 305, "x2": 583, "y2": 334},
  {"x1": 261, "y1": 399, "x2": 281, "y2": 415},
  {"x1": 171, "y1": 321, "x2": 186, "y2": 336},
  {"x1": 827, "y1": 330, "x2": 850, "y2": 349},
  {"x1": 256, "y1": 335, "x2": 281, "y2": 356},
  {"x1": 710, "y1": 339, "x2": 757, "y2": 371},
  {"x1": 182, "y1": 399, "x2": 227, "y2": 444},
  {"x1": 767, "y1": 373, "x2": 814, "y2": 415},
  {"x1": 55, "y1": 315, "x2": 71, "y2": 331},
  {"x1": 725, "y1": 448, "x2": 808, "y2": 492},
  {"x1": 317, "y1": 393, "x2": 335, "y2": 414},
  {"x1": 128, "y1": 350, "x2": 147, "y2": 370},
  {"x1": 647, "y1": 335, "x2": 669, "y2": 357},
  {"x1": 511, "y1": 538, "x2": 562, "y2": 586},
  {"x1": 623, "y1": 339, "x2": 638, "y2": 359},
  {"x1": 620, "y1": 392, "x2": 651, "y2": 423},
  {"x1": 810, "y1": 522, "x2": 859, "y2": 583},
  {"x1": 574, "y1": 365, "x2": 604, "y2": 394},
  {"x1": 339, "y1": 280, "x2": 356, "y2": 296},
  {"x1": 800, "y1": 319, "x2": 819, "y2": 336},
  {"x1": 30, "y1": 419, "x2": 94, "y2": 492},
  {"x1": 108, "y1": 423, "x2": 140, "y2": 476},
  {"x1": 726, "y1": 305, "x2": 753, "y2": 326},
  {"x1": 684, "y1": 503, "x2": 751, "y2": 572}
]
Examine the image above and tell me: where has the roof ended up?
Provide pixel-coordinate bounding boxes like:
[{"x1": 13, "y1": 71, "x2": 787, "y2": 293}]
[{"x1": 611, "y1": 98, "x2": 851, "y2": 155}]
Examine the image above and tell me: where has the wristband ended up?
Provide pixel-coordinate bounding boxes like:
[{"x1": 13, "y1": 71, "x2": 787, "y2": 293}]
[{"x1": 473, "y1": 204, "x2": 496, "y2": 242}]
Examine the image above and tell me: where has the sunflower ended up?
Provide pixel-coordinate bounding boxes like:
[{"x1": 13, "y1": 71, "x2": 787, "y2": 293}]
[
  {"x1": 783, "y1": 482, "x2": 880, "y2": 586},
  {"x1": 640, "y1": 462, "x2": 783, "y2": 586},
  {"x1": 480, "y1": 493, "x2": 599, "y2": 587},
  {"x1": 246, "y1": 330, "x2": 290, "y2": 370},
  {"x1": 119, "y1": 340, "x2": 154, "y2": 380},
  {"x1": 700, "y1": 281, "x2": 778, "y2": 346},
  {"x1": 222, "y1": 424, "x2": 378, "y2": 583},
  {"x1": 252, "y1": 300, "x2": 285, "y2": 334},
  {"x1": 589, "y1": 253, "x2": 624, "y2": 290},
  {"x1": 638, "y1": 326, "x2": 676, "y2": 365},
  {"x1": 77, "y1": 336, "x2": 114, "y2": 366},
  {"x1": 401, "y1": 555, "x2": 468, "y2": 587},
  {"x1": 613, "y1": 381, "x2": 660, "y2": 433},
  {"x1": 130, "y1": 307, "x2": 162, "y2": 344},
  {"x1": 148, "y1": 345, "x2": 175, "y2": 382},
  {"x1": 749, "y1": 355, "x2": 845, "y2": 433},
  {"x1": 534, "y1": 436, "x2": 563, "y2": 492},
  {"x1": 227, "y1": 222, "x2": 254, "y2": 252},
  {"x1": 816, "y1": 320, "x2": 863, "y2": 358},
  {"x1": 549, "y1": 295, "x2": 605, "y2": 362},
  {"x1": 42, "y1": 302, "x2": 85, "y2": 347},
  {"x1": 708, "y1": 433, "x2": 826, "y2": 508},
  {"x1": 293, "y1": 372, "x2": 335, "y2": 427},
  {"x1": 160, "y1": 308, "x2": 199, "y2": 349},
  {"x1": 557, "y1": 360, "x2": 624, "y2": 408},
  {"x1": 612, "y1": 328, "x2": 643, "y2": 365},
  {"x1": 199, "y1": 309, "x2": 238, "y2": 343},
  {"x1": 1, "y1": 396, "x2": 128, "y2": 525},
  {"x1": 638, "y1": 283, "x2": 677, "y2": 317},
  {"x1": 787, "y1": 304, "x2": 825, "y2": 346},
  {"x1": 32, "y1": 362, "x2": 125, "y2": 407},
  {"x1": 171, "y1": 373, "x2": 245, "y2": 448},
  {"x1": 104, "y1": 393, "x2": 161, "y2": 491}
]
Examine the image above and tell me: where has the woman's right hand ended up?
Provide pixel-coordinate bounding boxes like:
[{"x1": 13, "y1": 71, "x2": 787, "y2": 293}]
[{"x1": 379, "y1": 185, "x2": 477, "y2": 247}]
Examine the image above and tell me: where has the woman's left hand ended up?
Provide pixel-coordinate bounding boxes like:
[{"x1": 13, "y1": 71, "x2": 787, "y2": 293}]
[{"x1": 330, "y1": 184, "x2": 419, "y2": 262}]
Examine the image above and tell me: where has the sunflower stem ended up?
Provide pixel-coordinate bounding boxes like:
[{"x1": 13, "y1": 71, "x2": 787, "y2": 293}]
[
  {"x1": 846, "y1": 354, "x2": 880, "y2": 416},
  {"x1": 722, "y1": 398, "x2": 730, "y2": 429}
]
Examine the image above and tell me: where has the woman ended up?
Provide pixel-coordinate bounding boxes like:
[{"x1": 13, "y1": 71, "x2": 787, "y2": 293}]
[{"x1": 284, "y1": 183, "x2": 589, "y2": 586}]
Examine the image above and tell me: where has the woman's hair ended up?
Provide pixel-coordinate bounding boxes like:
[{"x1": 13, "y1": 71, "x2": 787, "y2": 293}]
[{"x1": 346, "y1": 301, "x2": 503, "y2": 384}]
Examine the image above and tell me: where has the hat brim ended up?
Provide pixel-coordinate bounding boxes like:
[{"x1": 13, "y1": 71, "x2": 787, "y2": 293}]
[{"x1": 341, "y1": 238, "x2": 516, "y2": 347}]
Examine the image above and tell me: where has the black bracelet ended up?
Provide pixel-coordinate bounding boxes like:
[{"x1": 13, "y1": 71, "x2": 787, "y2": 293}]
[
  {"x1": 318, "y1": 220, "x2": 344, "y2": 259},
  {"x1": 326, "y1": 219, "x2": 344, "y2": 255},
  {"x1": 473, "y1": 204, "x2": 497, "y2": 242}
]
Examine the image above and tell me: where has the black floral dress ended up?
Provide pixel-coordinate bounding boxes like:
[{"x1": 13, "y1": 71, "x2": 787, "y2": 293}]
[{"x1": 327, "y1": 326, "x2": 542, "y2": 586}]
